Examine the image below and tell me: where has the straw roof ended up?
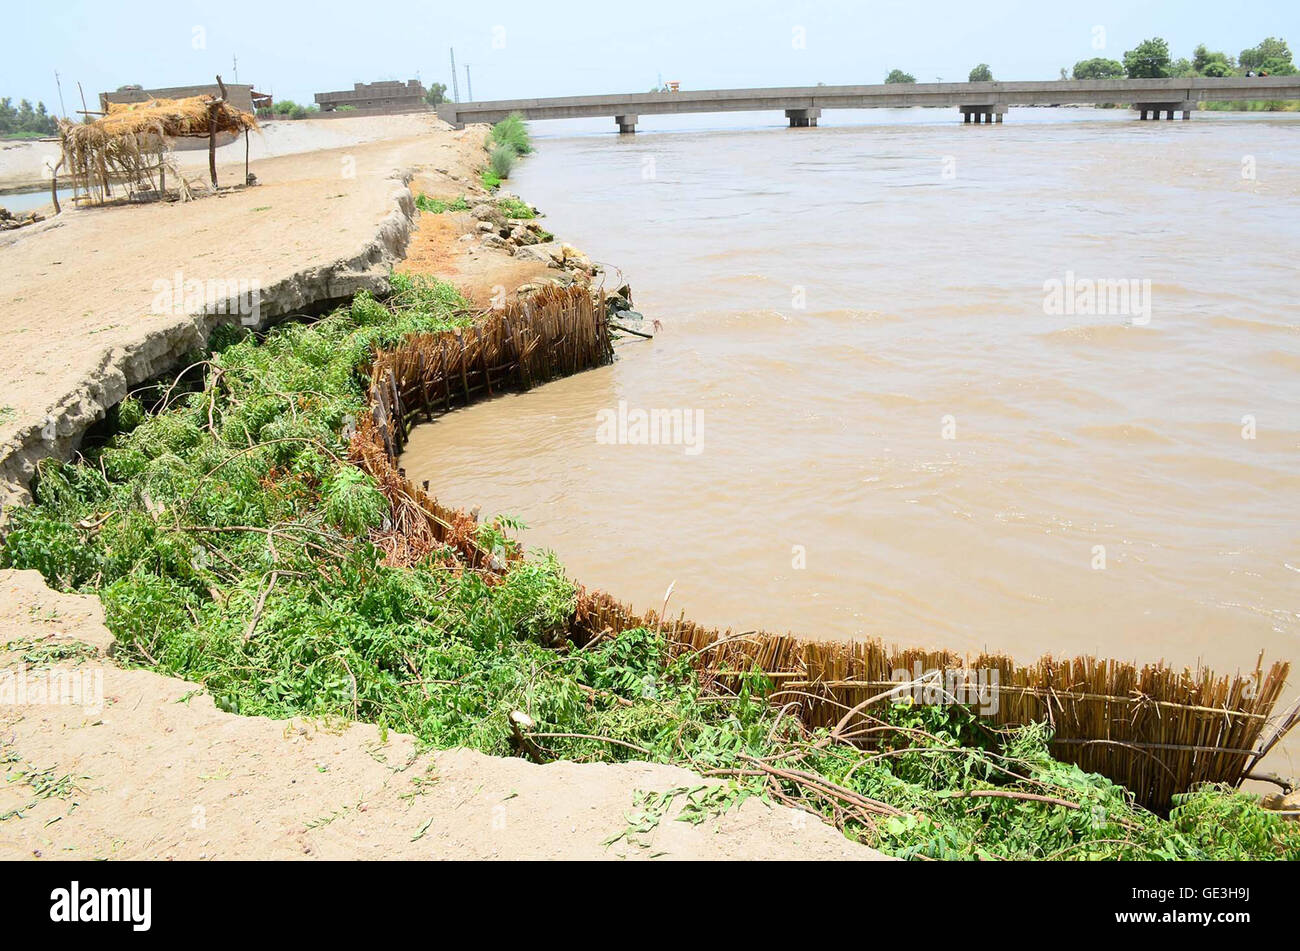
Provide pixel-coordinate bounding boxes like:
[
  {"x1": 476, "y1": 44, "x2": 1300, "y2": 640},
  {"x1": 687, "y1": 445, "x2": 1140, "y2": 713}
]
[
  {"x1": 96, "y1": 94, "x2": 259, "y2": 138},
  {"x1": 57, "y1": 95, "x2": 258, "y2": 204}
]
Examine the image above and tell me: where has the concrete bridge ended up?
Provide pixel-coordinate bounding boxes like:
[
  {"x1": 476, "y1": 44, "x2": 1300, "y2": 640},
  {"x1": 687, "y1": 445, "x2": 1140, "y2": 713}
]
[{"x1": 438, "y1": 77, "x2": 1300, "y2": 131}]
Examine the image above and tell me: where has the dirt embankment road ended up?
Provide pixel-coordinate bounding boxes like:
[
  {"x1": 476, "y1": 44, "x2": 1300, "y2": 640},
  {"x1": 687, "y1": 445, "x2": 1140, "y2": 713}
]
[
  {"x1": 0, "y1": 114, "x2": 445, "y2": 193},
  {"x1": 0, "y1": 115, "x2": 554, "y2": 507}
]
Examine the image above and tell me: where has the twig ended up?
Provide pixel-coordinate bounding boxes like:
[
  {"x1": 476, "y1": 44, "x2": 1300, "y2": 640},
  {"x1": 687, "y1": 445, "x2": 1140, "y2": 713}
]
[
  {"x1": 243, "y1": 570, "x2": 279, "y2": 641},
  {"x1": 611, "y1": 321, "x2": 654, "y2": 339}
]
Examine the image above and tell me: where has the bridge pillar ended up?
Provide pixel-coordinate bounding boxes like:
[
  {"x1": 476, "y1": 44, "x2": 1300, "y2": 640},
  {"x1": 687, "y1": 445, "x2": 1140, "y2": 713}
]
[
  {"x1": 615, "y1": 114, "x2": 637, "y2": 134},
  {"x1": 785, "y1": 108, "x2": 821, "y2": 128},
  {"x1": 1135, "y1": 101, "x2": 1195, "y2": 121},
  {"x1": 959, "y1": 105, "x2": 1005, "y2": 124}
]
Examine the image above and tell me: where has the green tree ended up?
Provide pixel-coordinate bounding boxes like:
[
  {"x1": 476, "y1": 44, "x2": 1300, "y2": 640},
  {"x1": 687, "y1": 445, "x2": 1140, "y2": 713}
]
[
  {"x1": 968, "y1": 63, "x2": 993, "y2": 82},
  {"x1": 1192, "y1": 44, "x2": 1234, "y2": 73},
  {"x1": 1072, "y1": 57, "x2": 1125, "y2": 80},
  {"x1": 1202, "y1": 60, "x2": 1234, "y2": 78},
  {"x1": 884, "y1": 69, "x2": 916, "y2": 84},
  {"x1": 1123, "y1": 37, "x2": 1172, "y2": 78},
  {"x1": 1259, "y1": 59, "x2": 1298, "y2": 75},
  {"x1": 424, "y1": 83, "x2": 447, "y2": 106},
  {"x1": 0, "y1": 96, "x2": 58, "y2": 136},
  {"x1": 1239, "y1": 37, "x2": 1292, "y2": 71}
]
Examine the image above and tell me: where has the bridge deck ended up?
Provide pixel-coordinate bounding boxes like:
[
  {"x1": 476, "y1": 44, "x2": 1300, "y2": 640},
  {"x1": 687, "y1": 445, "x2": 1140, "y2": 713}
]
[{"x1": 438, "y1": 77, "x2": 1300, "y2": 127}]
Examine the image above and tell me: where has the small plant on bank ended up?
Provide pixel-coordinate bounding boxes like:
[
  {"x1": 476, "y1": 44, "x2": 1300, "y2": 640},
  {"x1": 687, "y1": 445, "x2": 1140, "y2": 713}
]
[
  {"x1": 479, "y1": 112, "x2": 532, "y2": 190},
  {"x1": 415, "y1": 193, "x2": 470, "y2": 214},
  {"x1": 489, "y1": 112, "x2": 533, "y2": 156},
  {"x1": 494, "y1": 196, "x2": 535, "y2": 219},
  {"x1": 488, "y1": 144, "x2": 516, "y2": 181}
]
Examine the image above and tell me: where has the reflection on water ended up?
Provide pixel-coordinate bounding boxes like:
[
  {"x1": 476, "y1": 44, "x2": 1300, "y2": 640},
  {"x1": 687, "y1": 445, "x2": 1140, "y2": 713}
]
[{"x1": 402, "y1": 109, "x2": 1300, "y2": 771}]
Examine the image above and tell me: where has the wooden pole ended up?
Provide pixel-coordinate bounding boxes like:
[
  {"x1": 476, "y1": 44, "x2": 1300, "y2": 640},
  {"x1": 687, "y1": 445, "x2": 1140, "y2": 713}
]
[
  {"x1": 208, "y1": 110, "x2": 218, "y2": 188},
  {"x1": 208, "y1": 74, "x2": 228, "y2": 190},
  {"x1": 50, "y1": 157, "x2": 63, "y2": 214},
  {"x1": 244, "y1": 128, "x2": 250, "y2": 185}
]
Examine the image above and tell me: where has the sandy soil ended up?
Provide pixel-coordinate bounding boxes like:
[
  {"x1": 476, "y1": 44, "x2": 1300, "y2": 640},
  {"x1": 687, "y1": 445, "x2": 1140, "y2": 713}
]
[
  {"x1": 0, "y1": 114, "x2": 442, "y2": 194},
  {"x1": 0, "y1": 569, "x2": 884, "y2": 860},
  {"x1": 397, "y1": 166, "x2": 558, "y2": 308}
]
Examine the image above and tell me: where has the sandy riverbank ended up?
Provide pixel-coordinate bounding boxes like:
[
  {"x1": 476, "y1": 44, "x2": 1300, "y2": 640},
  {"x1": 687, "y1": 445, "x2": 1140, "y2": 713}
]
[
  {"x1": 0, "y1": 114, "x2": 442, "y2": 195},
  {"x1": 0, "y1": 569, "x2": 881, "y2": 860},
  {"x1": 0, "y1": 113, "x2": 885, "y2": 861}
]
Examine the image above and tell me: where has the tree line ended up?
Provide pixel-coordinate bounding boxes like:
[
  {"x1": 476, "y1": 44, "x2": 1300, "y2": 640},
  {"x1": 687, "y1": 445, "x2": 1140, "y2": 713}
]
[
  {"x1": 1073, "y1": 35, "x2": 1293, "y2": 80},
  {"x1": 880, "y1": 35, "x2": 1293, "y2": 85},
  {"x1": 0, "y1": 98, "x2": 59, "y2": 138}
]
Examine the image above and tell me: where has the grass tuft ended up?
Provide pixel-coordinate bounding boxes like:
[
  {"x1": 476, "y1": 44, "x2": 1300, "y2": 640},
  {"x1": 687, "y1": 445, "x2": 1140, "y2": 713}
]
[
  {"x1": 489, "y1": 112, "x2": 533, "y2": 156},
  {"x1": 415, "y1": 194, "x2": 470, "y2": 214},
  {"x1": 488, "y1": 144, "x2": 516, "y2": 181}
]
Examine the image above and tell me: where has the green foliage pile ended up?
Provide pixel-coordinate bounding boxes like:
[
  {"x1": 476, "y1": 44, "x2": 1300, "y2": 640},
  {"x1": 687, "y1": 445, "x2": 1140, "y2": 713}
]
[
  {"x1": 2, "y1": 274, "x2": 1296, "y2": 860},
  {"x1": 494, "y1": 196, "x2": 535, "y2": 219},
  {"x1": 415, "y1": 193, "x2": 471, "y2": 214}
]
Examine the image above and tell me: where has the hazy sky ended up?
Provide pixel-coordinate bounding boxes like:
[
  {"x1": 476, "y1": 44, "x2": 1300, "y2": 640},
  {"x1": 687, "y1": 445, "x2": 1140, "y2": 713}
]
[{"x1": 6, "y1": 0, "x2": 1298, "y2": 114}]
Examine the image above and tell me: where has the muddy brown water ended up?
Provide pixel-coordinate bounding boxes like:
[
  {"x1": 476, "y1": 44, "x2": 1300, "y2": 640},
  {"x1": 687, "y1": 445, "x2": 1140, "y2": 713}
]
[{"x1": 403, "y1": 109, "x2": 1300, "y2": 773}]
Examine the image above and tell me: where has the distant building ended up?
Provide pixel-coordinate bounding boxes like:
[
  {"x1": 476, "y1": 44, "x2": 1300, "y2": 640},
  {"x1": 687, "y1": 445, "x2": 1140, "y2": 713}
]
[
  {"x1": 313, "y1": 80, "x2": 428, "y2": 114},
  {"x1": 100, "y1": 83, "x2": 269, "y2": 115}
]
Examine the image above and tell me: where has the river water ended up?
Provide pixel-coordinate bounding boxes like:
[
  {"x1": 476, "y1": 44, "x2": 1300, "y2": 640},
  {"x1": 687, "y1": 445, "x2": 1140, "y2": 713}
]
[{"x1": 403, "y1": 108, "x2": 1299, "y2": 742}]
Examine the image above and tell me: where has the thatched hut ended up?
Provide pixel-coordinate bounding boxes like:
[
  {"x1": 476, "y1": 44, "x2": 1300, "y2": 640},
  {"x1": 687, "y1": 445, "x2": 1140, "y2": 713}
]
[{"x1": 56, "y1": 77, "x2": 258, "y2": 207}]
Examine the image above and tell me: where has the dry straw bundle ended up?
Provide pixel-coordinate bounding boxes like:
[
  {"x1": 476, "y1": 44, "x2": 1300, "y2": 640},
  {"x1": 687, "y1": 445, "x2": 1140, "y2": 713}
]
[
  {"x1": 95, "y1": 95, "x2": 258, "y2": 139},
  {"x1": 355, "y1": 283, "x2": 1296, "y2": 811},
  {"x1": 58, "y1": 94, "x2": 258, "y2": 204},
  {"x1": 573, "y1": 591, "x2": 1294, "y2": 811}
]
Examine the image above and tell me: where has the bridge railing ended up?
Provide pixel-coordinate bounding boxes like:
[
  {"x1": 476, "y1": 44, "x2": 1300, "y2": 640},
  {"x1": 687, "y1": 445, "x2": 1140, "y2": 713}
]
[{"x1": 437, "y1": 77, "x2": 1300, "y2": 125}]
